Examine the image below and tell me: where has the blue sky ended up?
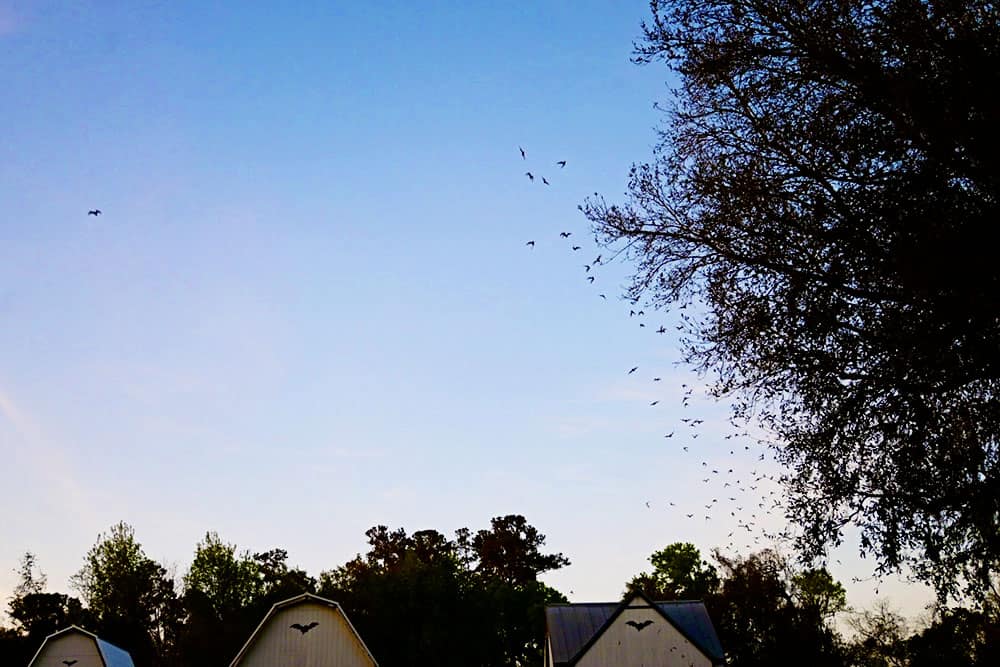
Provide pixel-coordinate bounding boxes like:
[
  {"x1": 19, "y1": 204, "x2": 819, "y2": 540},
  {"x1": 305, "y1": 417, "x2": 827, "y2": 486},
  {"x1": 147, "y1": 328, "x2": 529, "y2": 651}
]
[{"x1": 1, "y1": 1, "x2": 931, "y2": 621}]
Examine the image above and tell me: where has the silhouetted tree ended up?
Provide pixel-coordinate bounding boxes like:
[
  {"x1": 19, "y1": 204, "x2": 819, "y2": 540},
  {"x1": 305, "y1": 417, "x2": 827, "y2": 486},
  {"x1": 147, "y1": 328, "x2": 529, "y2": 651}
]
[
  {"x1": 907, "y1": 605, "x2": 1000, "y2": 667},
  {"x1": 12, "y1": 552, "x2": 46, "y2": 599},
  {"x1": 71, "y1": 522, "x2": 182, "y2": 667},
  {"x1": 251, "y1": 547, "x2": 317, "y2": 604},
  {"x1": 710, "y1": 549, "x2": 847, "y2": 667},
  {"x1": 463, "y1": 514, "x2": 570, "y2": 586},
  {"x1": 176, "y1": 532, "x2": 265, "y2": 667},
  {"x1": 320, "y1": 516, "x2": 568, "y2": 667},
  {"x1": 584, "y1": 0, "x2": 1000, "y2": 601},
  {"x1": 5, "y1": 553, "x2": 91, "y2": 654},
  {"x1": 626, "y1": 542, "x2": 720, "y2": 600},
  {"x1": 845, "y1": 600, "x2": 909, "y2": 667},
  {"x1": 9, "y1": 593, "x2": 92, "y2": 641}
]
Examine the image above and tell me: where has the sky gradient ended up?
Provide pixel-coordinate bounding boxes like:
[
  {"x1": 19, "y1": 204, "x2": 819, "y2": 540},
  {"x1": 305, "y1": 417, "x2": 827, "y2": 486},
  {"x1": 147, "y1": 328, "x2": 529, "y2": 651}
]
[{"x1": 1, "y1": 1, "x2": 932, "y2": 623}]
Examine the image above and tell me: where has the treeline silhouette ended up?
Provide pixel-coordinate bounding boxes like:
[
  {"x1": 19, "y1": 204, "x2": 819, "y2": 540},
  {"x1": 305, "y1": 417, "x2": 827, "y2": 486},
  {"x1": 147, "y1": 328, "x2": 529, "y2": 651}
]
[{"x1": 2, "y1": 521, "x2": 997, "y2": 666}]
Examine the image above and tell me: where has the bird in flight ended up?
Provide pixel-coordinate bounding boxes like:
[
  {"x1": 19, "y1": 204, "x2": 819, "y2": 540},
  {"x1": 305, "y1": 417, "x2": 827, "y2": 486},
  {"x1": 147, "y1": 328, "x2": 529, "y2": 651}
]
[
  {"x1": 584, "y1": 264, "x2": 591, "y2": 272},
  {"x1": 290, "y1": 622, "x2": 319, "y2": 634},
  {"x1": 653, "y1": 377, "x2": 661, "y2": 381},
  {"x1": 657, "y1": 326, "x2": 667, "y2": 334},
  {"x1": 525, "y1": 172, "x2": 534, "y2": 181},
  {"x1": 560, "y1": 232, "x2": 572, "y2": 238},
  {"x1": 87, "y1": 209, "x2": 101, "y2": 216},
  {"x1": 651, "y1": 400, "x2": 659, "y2": 406},
  {"x1": 542, "y1": 177, "x2": 550, "y2": 185},
  {"x1": 526, "y1": 240, "x2": 535, "y2": 247},
  {"x1": 598, "y1": 293, "x2": 606, "y2": 299},
  {"x1": 628, "y1": 366, "x2": 638, "y2": 374},
  {"x1": 572, "y1": 245, "x2": 581, "y2": 250},
  {"x1": 626, "y1": 620, "x2": 654, "y2": 631},
  {"x1": 519, "y1": 146, "x2": 526, "y2": 159},
  {"x1": 587, "y1": 276, "x2": 595, "y2": 283},
  {"x1": 556, "y1": 160, "x2": 567, "y2": 168}
]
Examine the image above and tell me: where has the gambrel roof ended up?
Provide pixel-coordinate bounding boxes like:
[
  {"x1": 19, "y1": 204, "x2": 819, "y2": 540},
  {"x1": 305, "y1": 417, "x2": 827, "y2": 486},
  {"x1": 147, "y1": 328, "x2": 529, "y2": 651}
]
[
  {"x1": 545, "y1": 590, "x2": 724, "y2": 665},
  {"x1": 229, "y1": 592, "x2": 378, "y2": 666},
  {"x1": 27, "y1": 626, "x2": 135, "y2": 667}
]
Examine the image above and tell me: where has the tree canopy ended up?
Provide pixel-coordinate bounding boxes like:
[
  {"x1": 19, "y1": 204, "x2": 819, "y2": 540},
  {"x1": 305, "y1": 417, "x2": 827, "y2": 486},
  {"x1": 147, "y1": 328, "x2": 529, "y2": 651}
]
[
  {"x1": 584, "y1": 0, "x2": 1000, "y2": 599},
  {"x1": 70, "y1": 522, "x2": 182, "y2": 667},
  {"x1": 319, "y1": 515, "x2": 568, "y2": 667},
  {"x1": 626, "y1": 541, "x2": 720, "y2": 600}
]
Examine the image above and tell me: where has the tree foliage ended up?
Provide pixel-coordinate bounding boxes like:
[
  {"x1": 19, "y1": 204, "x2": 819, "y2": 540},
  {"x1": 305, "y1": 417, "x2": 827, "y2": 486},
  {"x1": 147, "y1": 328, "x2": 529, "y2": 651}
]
[
  {"x1": 6, "y1": 526, "x2": 1000, "y2": 666},
  {"x1": 626, "y1": 541, "x2": 720, "y2": 600},
  {"x1": 584, "y1": 0, "x2": 1000, "y2": 599},
  {"x1": 710, "y1": 549, "x2": 846, "y2": 666},
  {"x1": 12, "y1": 552, "x2": 46, "y2": 599},
  {"x1": 71, "y1": 522, "x2": 182, "y2": 667},
  {"x1": 627, "y1": 543, "x2": 848, "y2": 666},
  {"x1": 320, "y1": 515, "x2": 568, "y2": 667}
]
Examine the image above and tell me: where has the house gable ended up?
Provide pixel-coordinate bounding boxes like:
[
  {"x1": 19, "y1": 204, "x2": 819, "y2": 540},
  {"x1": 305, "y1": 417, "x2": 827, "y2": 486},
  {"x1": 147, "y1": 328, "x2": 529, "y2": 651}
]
[
  {"x1": 546, "y1": 592, "x2": 724, "y2": 666},
  {"x1": 27, "y1": 626, "x2": 135, "y2": 667},
  {"x1": 230, "y1": 593, "x2": 377, "y2": 667},
  {"x1": 575, "y1": 600, "x2": 712, "y2": 667}
]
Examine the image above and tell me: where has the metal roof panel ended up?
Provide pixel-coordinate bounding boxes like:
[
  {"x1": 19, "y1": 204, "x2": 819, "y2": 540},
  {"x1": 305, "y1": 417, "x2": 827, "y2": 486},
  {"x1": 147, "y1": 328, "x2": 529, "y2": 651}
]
[
  {"x1": 545, "y1": 596, "x2": 724, "y2": 665},
  {"x1": 97, "y1": 638, "x2": 136, "y2": 667}
]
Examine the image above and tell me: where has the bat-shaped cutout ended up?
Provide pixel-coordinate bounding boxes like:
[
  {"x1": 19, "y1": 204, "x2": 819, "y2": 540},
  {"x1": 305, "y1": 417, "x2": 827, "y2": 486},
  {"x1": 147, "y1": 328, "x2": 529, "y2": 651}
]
[
  {"x1": 290, "y1": 621, "x2": 319, "y2": 634},
  {"x1": 626, "y1": 619, "x2": 654, "y2": 631},
  {"x1": 63, "y1": 661, "x2": 78, "y2": 666}
]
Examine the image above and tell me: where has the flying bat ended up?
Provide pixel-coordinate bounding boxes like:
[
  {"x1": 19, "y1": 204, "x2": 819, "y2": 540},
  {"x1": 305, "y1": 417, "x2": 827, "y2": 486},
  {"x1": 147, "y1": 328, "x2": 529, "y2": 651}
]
[
  {"x1": 556, "y1": 160, "x2": 566, "y2": 168},
  {"x1": 290, "y1": 621, "x2": 319, "y2": 634},
  {"x1": 587, "y1": 276, "x2": 594, "y2": 282},
  {"x1": 519, "y1": 146, "x2": 526, "y2": 159},
  {"x1": 626, "y1": 620, "x2": 654, "y2": 631},
  {"x1": 526, "y1": 240, "x2": 535, "y2": 247},
  {"x1": 525, "y1": 172, "x2": 534, "y2": 181},
  {"x1": 572, "y1": 245, "x2": 581, "y2": 250},
  {"x1": 542, "y1": 177, "x2": 550, "y2": 185},
  {"x1": 560, "y1": 232, "x2": 571, "y2": 238},
  {"x1": 87, "y1": 210, "x2": 101, "y2": 216},
  {"x1": 628, "y1": 366, "x2": 638, "y2": 374}
]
